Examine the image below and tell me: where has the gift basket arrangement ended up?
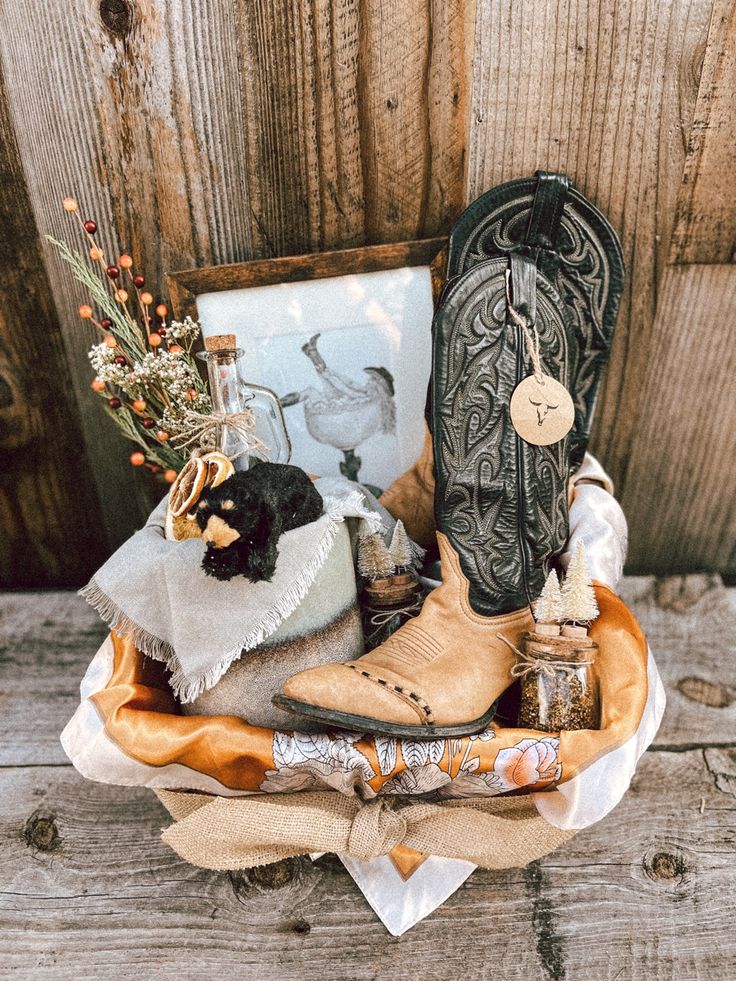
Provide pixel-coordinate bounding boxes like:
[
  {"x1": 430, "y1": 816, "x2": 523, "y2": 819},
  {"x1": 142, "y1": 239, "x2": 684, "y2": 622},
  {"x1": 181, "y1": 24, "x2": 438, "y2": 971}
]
[{"x1": 60, "y1": 172, "x2": 665, "y2": 935}]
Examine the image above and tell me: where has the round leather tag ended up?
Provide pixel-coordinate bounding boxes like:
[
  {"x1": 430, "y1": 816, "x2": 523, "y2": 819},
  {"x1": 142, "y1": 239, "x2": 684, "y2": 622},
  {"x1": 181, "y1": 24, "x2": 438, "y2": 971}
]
[{"x1": 510, "y1": 374, "x2": 575, "y2": 446}]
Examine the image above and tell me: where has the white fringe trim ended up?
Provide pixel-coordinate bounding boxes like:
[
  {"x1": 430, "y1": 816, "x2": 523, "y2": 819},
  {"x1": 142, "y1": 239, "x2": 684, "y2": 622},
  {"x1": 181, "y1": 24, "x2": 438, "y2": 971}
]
[
  {"x1": 80, "y1": 500, "x2": 369, "y2": 705},
  {"x1": 323, "y1": 490, "x2": 384, "y2": 534},
  {"x1": 79, "y1": 579, "x2": 178, "y2": 669}
]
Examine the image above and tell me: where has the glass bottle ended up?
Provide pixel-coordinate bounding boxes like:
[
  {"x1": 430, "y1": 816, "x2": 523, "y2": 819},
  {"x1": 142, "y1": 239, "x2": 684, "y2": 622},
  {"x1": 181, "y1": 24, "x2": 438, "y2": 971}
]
[
  {"x1": 516, "y1": 632, "x2": 599, "y2": 732},
  {"x1": 197, "y1": 334, "x2": 291, "y2": 469}
]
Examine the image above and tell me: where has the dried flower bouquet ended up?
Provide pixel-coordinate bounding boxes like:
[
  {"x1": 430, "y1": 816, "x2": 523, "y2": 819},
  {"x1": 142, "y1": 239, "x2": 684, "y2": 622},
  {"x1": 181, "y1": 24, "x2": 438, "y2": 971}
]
[{"x1": 48, "y1": 198, "x2": 212, "y2": 482}]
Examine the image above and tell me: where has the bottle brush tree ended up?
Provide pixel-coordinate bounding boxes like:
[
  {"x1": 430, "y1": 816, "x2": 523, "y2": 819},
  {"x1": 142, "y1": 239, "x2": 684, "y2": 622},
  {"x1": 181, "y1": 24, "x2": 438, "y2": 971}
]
[
  {"x1": 561, "y1": 541, "x2": 599, "y2": 626},
  {"x1": 388, "y1": 519, "x2": 413, "y2": 571},
  {"x1": 534, "y1": 569, "x2": 563, "y2": 623},
  {"x1": 358, "y1": 532, "x2": 395, "y2": 581}
]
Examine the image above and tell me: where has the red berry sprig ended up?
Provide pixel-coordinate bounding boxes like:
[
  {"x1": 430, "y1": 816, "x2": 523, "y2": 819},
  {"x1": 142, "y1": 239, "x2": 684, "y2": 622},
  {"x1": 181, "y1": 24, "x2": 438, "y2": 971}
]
[{"x1": 62, "y1": 196, "x2": 194, "y2": 479}]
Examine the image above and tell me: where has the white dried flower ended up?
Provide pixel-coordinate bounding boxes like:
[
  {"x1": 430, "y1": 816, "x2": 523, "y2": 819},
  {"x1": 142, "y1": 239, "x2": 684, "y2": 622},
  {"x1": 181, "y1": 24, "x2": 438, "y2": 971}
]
[
  {"x1": 167, "y1": 317, "x2": 202, "y2": 344},
  {"x1": 88, "y1": 342, "x2": 116, "y2": 371}
]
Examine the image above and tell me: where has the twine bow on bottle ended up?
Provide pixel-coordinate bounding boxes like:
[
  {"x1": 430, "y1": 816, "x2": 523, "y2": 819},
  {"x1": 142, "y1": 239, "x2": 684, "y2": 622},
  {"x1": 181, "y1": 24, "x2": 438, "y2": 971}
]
[{"x1": 170, "y1": 408, "x2": 267, "y2": 461}]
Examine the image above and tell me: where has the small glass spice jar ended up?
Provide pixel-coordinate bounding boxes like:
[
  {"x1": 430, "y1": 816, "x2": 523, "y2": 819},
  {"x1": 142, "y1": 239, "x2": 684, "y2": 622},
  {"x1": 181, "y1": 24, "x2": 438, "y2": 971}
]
[
  {"x1": 516, "y1": 631, "x2": 600, "y2": 732},
  {"x1": 360, "y1": 574, "x2": 425, "y2": 651}
]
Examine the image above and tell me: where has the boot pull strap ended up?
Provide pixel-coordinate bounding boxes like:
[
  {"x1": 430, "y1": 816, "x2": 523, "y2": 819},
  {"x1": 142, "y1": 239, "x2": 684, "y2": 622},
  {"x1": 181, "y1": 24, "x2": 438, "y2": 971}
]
[
  {"x1": 525, "y1": 171, "x2": 569, "y2": 251},
  {"x1": 507, "y1": 251, "x2": 538, "y2": 327},
  {"x1": 509, "y1": 172, "x2": 569, "y2": 324}
]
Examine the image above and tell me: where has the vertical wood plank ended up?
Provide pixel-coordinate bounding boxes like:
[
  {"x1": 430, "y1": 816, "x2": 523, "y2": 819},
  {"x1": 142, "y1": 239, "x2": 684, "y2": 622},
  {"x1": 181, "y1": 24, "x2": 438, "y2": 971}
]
[
  {"x1": 236, "y1": 0, "x2": 468, "y2": 254},
  {"x1": 0, "y1": 68, "x2": 108, "y2": 586},
  {"x1": 358, "y1": 0, "x2": 468, "y2": 242},
  {"x1": 619, "y1": 264, "x2": 736, "y2": 573},
  {"x1": 466, "y1": 0, "x2": 715, "y2": 510},
  {"x1": 0, "y1": 0, "x2": 263, "y2": 549},
  {"x1": 235, "y1": 0, "x2": 366, "y2": 255},
  {"x1": 0, "y1": 0, "x2": 263, "y2": 552},
  {"x1": 669, "y1": 0, "x2": 736, "y2": 263}
]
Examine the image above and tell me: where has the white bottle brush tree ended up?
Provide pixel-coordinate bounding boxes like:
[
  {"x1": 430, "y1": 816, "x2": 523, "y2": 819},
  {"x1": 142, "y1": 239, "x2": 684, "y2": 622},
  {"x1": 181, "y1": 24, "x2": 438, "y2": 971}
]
[
  {"x1": 561, "y1": 541, "x2": 599, "y2": 629},
  {"x1": 388, "y1": 520, "x2": 413, "y2": 572},
  {"x1": 534, "y1": 569, "x2": 563, "y2": 624},
  {"x1": 358, "y1": 532, "x2": 395, "y2": 582}
]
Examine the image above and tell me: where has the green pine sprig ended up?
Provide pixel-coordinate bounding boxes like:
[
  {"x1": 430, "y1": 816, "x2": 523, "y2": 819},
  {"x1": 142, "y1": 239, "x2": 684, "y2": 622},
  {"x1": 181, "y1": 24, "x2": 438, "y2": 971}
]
[{"x1": 46, "y1": 235, "x2": 147, "y2": 359}]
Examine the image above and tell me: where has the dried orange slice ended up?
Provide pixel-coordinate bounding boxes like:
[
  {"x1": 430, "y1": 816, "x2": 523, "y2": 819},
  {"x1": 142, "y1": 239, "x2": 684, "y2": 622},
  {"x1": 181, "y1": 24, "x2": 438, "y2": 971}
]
[
  {"x1": 202, "y1": 450, "x2": 234, "y2": 489},
  {"x1": 165, "y1": 451, "x2": 236, "y2": 541},
  {"x1": 169, "y1": 456, "x2": 208, "y2": 518}
]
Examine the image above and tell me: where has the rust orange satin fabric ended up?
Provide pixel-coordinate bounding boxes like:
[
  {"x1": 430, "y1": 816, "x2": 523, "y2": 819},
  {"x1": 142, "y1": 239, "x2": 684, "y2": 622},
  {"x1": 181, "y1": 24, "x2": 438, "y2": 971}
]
[{"x1": 89, "y1": 583, "x2": 648, "y2": 794}]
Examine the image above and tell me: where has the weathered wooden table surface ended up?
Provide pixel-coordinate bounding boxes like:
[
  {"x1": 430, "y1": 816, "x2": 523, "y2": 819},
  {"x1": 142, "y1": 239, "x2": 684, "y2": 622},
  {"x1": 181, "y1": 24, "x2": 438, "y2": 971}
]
[{"x1": 1, "y1": 578, "x2": 735, "y2": 980}]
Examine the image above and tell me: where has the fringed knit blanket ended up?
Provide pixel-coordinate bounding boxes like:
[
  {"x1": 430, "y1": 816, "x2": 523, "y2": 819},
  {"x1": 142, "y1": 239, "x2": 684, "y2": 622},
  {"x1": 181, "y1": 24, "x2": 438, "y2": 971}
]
[{"x1": 81, "y1": 477, "x2": 387, "y2": 703}]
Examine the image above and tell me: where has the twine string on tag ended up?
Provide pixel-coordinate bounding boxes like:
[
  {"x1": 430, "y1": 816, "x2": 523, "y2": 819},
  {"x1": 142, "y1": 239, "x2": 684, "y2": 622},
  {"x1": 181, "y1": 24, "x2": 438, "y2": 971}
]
[
  {"x1": 505, "y1": 269, "x2": 544, "y2": 385},
  {"x1": 170, "y1": 407, "x2": 268, "y2": 461},
  {"x1": 497, "y1": 633, "x2": 593, "y2": 680}
]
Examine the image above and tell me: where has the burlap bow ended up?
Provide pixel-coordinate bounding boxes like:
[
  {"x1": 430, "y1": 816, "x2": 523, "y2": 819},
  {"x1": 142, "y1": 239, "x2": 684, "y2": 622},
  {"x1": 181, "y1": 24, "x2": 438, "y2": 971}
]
[{"x1": 155, "y1": 789, "x2": 575, "y2": 870}]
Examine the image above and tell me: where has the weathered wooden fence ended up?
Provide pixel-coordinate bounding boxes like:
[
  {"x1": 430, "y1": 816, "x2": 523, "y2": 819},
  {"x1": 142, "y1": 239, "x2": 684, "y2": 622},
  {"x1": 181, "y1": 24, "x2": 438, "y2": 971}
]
[{"x1": 0, "y1": 0, "x2": 734, "y2": 586}]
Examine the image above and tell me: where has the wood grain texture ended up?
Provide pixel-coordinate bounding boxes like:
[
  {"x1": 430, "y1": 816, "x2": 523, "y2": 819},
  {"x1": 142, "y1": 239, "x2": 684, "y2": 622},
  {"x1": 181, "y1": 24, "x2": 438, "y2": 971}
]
[
  {"x1": 0, "y1": 0, "x2": 255, "y2": 551},
  {"x1": 465, "y1": 0, "x2": 717, "y2": 534},
  {"x1": 670, "y1": 0, "x2": 736, "y2": 262},
  {"x1": 0, "y1": 68, "x2": 108, "y2": 587},
  {"x1": 0, "y1": 592, "x2": 107, "y2": 766},
  {"x1": 358, "y1": 0, "x2": 468, "y2": 242},
  {"x1": 2, "y1": 585, "x2": 735, "y2": 974},
  {"x1": 618, "y1": 575, "x2": 736, "y2": 746},
  {"x1": 2, "y1": 578, "x2": 734, "y2": 765},
  {"x1": 168, "y1": 237, "x2": 446, "y2": 321},
  {"x1": 235, "y1": 0, "x2": 468, "y2": 252},
  {"x1": 1, "y1": 750, "x2": 735, "y2": 979},
  {"x1": 235, "y1": 0, "x2": 365, "y2": 256},
  {"x1": 614, "y1": 264, "x2": 736, "y2": 573},
  {"x1": 0, "y1": 0, "x2": 468, "y2": 584}
]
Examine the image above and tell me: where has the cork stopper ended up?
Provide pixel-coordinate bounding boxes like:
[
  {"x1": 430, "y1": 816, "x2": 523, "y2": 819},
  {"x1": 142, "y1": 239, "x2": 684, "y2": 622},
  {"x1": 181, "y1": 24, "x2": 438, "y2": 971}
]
[
  {"x1": 525, "y1": 630, "x2": 597, "y2": 658},
  {"x1": 204, "y1": 333, "x2": 237, "y2": 351},
  {"x1": 535, "y1": 623, "x2": 561, "y2": 637},
  {"x1": 561, "y1": 624, "x2": 589, "y2": 639}
]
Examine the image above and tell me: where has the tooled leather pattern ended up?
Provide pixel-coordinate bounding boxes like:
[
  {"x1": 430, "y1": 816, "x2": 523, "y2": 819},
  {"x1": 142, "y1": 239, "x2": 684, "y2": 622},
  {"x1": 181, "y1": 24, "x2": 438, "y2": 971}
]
[
  {"x1": 433, "y1": 258, "x2": 573, "y2": 615},
  {"x1": 447, "y1": 180, "x2": 624, "y2": 471}
]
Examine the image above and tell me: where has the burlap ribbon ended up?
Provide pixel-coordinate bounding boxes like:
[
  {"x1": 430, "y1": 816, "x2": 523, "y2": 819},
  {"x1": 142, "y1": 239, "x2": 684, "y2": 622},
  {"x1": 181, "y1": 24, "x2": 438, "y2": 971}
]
[{"x1": 155, "y1": 789, "x2": 575, "y2": 870}]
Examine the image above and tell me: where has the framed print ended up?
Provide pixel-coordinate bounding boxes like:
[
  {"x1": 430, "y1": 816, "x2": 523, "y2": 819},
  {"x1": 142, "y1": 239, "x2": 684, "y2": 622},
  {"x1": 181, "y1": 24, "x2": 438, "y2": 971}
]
[{"x1": 168, "y1": 239, "x2": 444, "y2": 495}]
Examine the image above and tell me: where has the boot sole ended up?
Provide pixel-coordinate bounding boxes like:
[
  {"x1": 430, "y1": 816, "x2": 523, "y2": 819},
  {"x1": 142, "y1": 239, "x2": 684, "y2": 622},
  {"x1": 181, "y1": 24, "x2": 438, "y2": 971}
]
[{"x1": 271, "y1": 694, "x2": 499, "y2": 739}]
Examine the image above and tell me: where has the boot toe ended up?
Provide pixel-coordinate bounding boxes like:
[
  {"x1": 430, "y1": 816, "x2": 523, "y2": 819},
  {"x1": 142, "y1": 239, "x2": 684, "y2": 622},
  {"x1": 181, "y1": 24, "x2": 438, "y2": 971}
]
[{"x1": 281, "y1": 663, "x2": 427, "y2": 727}]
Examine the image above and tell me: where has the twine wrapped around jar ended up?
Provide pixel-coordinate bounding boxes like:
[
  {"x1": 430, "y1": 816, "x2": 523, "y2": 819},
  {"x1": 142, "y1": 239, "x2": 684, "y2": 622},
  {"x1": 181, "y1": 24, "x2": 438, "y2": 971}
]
[
  {"x1": 361, "y1": 576, "x2": 425, "y2": 651},
  {"x1": 512, "y1": 632, "x2": 600, "y2": 732}
]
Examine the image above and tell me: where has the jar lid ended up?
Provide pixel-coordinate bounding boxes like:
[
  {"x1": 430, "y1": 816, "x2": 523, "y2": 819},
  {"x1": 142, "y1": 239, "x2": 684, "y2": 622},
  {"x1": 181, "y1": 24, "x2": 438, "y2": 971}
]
[{"x1": 364, "y1": 577, "x2": 421, "y2": 608}]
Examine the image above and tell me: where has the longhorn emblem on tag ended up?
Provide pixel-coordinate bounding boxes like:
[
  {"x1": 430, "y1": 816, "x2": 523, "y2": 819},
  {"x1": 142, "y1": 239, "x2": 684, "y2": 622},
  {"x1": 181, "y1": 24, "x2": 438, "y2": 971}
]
[{"x1": 509, "y1": 373, "x2": 575, "y2": 446}]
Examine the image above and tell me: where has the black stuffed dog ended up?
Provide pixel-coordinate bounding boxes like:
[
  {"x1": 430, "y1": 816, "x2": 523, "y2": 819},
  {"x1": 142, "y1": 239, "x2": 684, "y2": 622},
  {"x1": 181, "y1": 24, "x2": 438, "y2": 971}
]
[{"x1": 196, "y1": 462, "x2": 323, "y2": 583}]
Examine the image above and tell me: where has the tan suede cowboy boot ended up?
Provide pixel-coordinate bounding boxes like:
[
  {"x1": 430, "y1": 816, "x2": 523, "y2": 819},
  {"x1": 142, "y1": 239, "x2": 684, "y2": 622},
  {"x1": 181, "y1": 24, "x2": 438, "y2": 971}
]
[
  {"x1": 276, "y1": 174, "x2": 623, "y2": 738},
  {"x1": 275, "y1": 532, "x2": 534, "y2": 737}
]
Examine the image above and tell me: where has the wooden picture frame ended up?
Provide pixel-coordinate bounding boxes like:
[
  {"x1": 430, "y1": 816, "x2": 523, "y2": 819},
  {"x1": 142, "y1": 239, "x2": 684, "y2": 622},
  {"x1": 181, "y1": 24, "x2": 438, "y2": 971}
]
[
  {"x1": 167, "y1": 238, "x2": 446, "y2": 323},
  {"x1": 166, "y1": 239, "x2": 446, "y2": 494}
]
